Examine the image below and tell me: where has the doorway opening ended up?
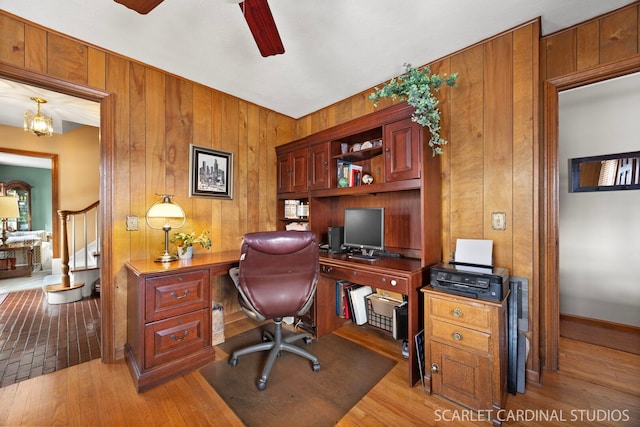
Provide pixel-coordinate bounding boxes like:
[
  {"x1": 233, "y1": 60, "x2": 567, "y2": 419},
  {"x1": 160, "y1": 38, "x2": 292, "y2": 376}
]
[{"x1": 0, "y1": 62, "x2": 116, "y2": 365}]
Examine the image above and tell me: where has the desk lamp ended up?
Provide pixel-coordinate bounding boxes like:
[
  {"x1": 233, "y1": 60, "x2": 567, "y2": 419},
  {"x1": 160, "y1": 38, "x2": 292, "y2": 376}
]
[
  {"x1": 146, "y1": 194, "x2": 186, "y2": 262},
  {"x1": 0, "y1": 196, "x2": 20, "y2": 246}
]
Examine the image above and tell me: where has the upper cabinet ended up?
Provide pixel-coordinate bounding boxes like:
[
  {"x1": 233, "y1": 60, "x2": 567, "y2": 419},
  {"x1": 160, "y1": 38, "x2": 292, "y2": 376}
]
[
  {"x1": 308, "y1": 141, "x2": 331, "y2": 191},
  {"x1": 276, "y1": 141, "x2": 308, "y2": 194},
  {"x1": 0, "y1": 180, "x2": 32, "y2": 231},
  {"x1": 384, "y1": 118, "x2": 421, "y2": 182},
  {"x1": 275, "y1": 103, "x2": 442, "y2": 265},
  {"x1": 277, "y1": 103, "x2": 425, "y2": 197}
]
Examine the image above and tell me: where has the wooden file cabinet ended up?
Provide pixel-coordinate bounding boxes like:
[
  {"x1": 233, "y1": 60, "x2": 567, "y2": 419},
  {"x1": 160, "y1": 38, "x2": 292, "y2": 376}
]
[
  {"x1": 422, "y1": 288, "x2": 508, "y2": 425},
  {"x1": 125, "y1": 265, "x2": 215, "y2": 392}
]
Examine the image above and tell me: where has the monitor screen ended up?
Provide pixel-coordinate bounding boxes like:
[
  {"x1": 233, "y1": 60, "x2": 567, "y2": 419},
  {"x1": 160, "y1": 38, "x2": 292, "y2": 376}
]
[{"x1": 343, "y1": 207, "x2": 384, "y2": 252}]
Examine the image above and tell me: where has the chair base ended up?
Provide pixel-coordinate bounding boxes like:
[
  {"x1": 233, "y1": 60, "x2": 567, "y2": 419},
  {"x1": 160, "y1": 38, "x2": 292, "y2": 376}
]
[{"x1": 229, "y1": 318, "x2": 320, "y2": 390}]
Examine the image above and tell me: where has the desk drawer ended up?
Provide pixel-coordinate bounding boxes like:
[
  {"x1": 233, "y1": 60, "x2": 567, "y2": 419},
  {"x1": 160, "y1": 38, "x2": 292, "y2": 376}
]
[
  {"x1": 321, "y1": 264, "x2": 408, "y2": 294},
  {"x1": 145, "y1": 270, "x2": 210, "y2": 322},
  {"x1": 144, "y1": 309, "x2": 210, "y2": 369},
  {"x1": 429, "y1": 296, "x2": 491, "y2": 331},
  {"x1": 430, "y1": 319, "x2": 490, "y2": 354}
]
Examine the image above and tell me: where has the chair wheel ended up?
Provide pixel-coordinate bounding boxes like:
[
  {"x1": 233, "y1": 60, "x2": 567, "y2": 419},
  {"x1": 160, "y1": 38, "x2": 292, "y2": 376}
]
[
  {"x1": 304, "y1": 336, "x2": 312, "y2": 344},
  {"x1": 229, "y1": 357, "x2": 238, "y2": 367},
  {"x1": 256, "y1": 379, "x2": 267, "y2": 391},
  {"x1": 312, "y1": 362, "x2": 320, "y2": 372}
]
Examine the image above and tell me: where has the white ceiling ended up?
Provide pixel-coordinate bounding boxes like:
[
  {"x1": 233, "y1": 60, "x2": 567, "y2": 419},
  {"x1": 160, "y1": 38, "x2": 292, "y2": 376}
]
[{"x1": 0, "y1": 0, "x2": 636, "y2": 123}]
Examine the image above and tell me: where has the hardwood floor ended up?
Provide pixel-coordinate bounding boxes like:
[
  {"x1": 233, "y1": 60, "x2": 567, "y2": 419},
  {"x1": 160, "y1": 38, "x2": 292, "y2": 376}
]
[{"x1": 0, "y1": 318, "x2": 638, "y2": 426}]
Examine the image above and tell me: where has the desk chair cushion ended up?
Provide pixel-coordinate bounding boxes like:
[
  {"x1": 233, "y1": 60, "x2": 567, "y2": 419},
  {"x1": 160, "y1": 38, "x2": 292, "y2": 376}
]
[{"x1": 236, "y1": 231, "x2": 319, "y2": 320}]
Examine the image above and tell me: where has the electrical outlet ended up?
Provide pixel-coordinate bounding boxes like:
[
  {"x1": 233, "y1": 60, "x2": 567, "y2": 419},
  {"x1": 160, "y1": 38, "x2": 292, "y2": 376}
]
[
  {"x1": 126, "y1": 215, "x2": 139, "y2": 231},
  {"x1": 491, "y1": 212, "x2": 506, "y2": 230}
]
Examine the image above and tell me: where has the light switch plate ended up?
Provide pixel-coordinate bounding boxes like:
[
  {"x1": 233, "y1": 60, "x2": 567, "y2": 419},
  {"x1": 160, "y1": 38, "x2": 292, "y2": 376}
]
[
  {"x1": 126, "y1": 215, "x2": 138, "y2": 231},
  {"x1": 491, "y1": 212, "x2": 506, "y2": 230}
]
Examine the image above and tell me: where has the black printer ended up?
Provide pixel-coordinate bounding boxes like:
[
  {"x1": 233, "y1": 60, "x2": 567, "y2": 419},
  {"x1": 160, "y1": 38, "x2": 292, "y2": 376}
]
[{"x1": 430, "y1": 262, "x2": 509, "y2": 302}]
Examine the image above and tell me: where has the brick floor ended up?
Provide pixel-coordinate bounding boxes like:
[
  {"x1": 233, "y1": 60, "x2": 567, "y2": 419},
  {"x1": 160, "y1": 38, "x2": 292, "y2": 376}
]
[{"x1": 0, "y1": 289, "x2": 101, "y2": 387}]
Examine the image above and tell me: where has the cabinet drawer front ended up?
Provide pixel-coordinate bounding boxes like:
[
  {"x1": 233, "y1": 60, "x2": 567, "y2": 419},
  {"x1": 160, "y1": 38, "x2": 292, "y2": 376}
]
[
  {"x1": 145, "y1": 270, "x2": 210, "y2": 322},
  {"x1": 321, "y1": 264, "x2": 408, "y2": 294},
  {"x1": 430, "y1": 297, "x2": 490, "y2": 330},
  {"x1": 144, "y1": 309, "x2": 210, "y2": 369},
  {"x1": 430, "y1": 319, "x2": 490, "y2": 354}
]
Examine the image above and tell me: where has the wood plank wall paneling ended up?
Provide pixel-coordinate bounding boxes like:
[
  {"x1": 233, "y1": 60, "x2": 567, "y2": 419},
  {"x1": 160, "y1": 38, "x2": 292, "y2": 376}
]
[
  {"x1": 540, "y1": 1, "x2": 640, "y2": 372},
  {"x1": 0, "y1": 10, "x2": 296, "y2": 357},
  {"x1": 297, "y1": 20, "x2": 541, "y2": 377},
  {"x1": 1, "y1": 1, "x2": 638, "y2": 373}
]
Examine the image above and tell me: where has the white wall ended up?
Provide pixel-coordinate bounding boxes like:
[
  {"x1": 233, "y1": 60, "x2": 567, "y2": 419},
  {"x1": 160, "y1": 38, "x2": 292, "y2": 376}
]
[{"x1": 558, "y1": 72, "x2": 640, "y2": 327}]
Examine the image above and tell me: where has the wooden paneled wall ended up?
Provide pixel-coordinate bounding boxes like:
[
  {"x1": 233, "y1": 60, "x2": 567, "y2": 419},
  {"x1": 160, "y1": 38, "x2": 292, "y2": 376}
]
[
  {"x1": 1, "y1": 1, "x2": 637, "y2": 374},
  {"x1": 540, "y1": 2, "x2": 640, "y2": 371},
  {"x1": 295, "y1": 21, "x2": 541, "y2": 378},
  {"x1": 0, "y1": 11, "x2": 297, "y2": 357}
]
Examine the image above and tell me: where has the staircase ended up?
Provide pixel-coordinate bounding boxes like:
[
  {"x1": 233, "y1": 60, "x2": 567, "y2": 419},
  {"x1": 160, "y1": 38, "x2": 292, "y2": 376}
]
[{"x1": 43, "y1": 201, "x2": 100, "y2": 304}]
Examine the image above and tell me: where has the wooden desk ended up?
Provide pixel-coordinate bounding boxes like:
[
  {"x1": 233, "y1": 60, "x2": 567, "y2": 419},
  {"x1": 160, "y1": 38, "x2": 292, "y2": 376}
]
[
  {"x1": 124, "y1": 251, "x2": 239, "y2": 392},
  {"x1": 313, "y1": 253, "x2": 428, "y2": 386},
  {"x1": 0, "y1": 244, "x2": 33, "y2": 279}
]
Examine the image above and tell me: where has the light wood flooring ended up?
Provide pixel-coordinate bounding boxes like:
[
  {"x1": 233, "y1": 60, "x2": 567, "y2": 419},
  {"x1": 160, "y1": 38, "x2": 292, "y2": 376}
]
[{"x1": 0, "y1": 317, "x2": 638, "y2": 426}]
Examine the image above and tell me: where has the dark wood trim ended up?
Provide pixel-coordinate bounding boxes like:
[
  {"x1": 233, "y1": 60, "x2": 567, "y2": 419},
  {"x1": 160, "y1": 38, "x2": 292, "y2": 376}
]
[
  {"x1": 0, "y1": 62, "x2": 117, "y2": 364},
  {"x1": 542, "y1": 55, "x2": 640, "y2": 371},
  {"x1": 560, "y1": 314, "x2": 640, "y2": 355}
]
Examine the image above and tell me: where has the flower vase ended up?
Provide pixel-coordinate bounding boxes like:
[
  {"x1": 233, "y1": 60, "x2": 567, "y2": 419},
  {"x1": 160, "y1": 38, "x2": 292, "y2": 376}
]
[{"x1": 178, "y1": 246, "x2": 193, "y2": 259}]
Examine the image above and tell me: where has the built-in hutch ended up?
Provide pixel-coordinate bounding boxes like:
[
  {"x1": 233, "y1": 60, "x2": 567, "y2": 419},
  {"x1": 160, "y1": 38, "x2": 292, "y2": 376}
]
[{"x1": 275, "y1": 103, "x2": 442, "y2": 386}]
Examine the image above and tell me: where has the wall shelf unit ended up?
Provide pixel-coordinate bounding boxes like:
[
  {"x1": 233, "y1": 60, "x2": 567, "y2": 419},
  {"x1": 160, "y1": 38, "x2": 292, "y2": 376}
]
[{"x1": 275, "y1": 102, "x2": 442, "y2": 386}]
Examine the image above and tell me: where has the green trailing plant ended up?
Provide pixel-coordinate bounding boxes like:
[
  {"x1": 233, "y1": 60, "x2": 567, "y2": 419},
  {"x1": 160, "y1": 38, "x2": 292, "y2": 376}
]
[
  {"x1": 369, "y1": 63, "x2": 458, "y2": 155},
  {"x1": 170, "y1": 229, "x2": 212, "y2": 255}
]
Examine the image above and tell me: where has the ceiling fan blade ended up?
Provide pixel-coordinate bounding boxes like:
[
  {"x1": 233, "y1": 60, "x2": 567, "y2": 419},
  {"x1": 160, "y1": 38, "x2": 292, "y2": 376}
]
[
  {"x1": 239, "y1": 0, "x2": 285, "y2": 57},
  {"x1": 114, "y1": 0, "x2": 164, "y2": 14}
]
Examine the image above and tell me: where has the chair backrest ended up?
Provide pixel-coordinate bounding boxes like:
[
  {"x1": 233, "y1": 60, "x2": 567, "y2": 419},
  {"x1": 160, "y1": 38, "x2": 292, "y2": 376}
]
[{"x1": 237, "y1": 231, "x2": 319, "y2": 319}]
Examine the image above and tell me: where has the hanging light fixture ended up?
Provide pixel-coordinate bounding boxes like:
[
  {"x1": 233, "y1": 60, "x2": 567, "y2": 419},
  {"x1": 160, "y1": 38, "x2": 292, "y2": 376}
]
[{"x1": 24, "y1": 97, "x2": 54, "y2": 137}]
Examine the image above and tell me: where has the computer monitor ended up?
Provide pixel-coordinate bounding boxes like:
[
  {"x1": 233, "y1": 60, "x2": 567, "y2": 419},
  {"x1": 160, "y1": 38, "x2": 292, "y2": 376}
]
[{"x1": 343, "y1": 207, "x2": 384, "y2": 255}]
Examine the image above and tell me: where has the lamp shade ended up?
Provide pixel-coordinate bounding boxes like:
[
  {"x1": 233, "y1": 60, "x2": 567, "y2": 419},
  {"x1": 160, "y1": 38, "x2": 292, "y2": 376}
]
[
  {"x1": 146, "y1": 194, "x2": 185, "y2": 229},
  {"x1": 0, "y1": 196, "x2": 19, "y2": 219},
  {"x1": 145, "y1": 194, "x2": 186, "y2": 262}
]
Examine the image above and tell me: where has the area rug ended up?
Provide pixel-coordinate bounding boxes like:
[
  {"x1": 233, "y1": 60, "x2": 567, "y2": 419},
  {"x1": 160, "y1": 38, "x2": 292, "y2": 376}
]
[{"x1": 200, "y1": 326, "x2": 396, "y2": 427}]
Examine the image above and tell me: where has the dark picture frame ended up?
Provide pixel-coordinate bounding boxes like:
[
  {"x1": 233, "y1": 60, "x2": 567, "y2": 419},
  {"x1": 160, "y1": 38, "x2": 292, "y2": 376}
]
[
  {"x1": 570, "y1": 150, "x2": 640, "y2": 193},
  {"x1": 189, "y1": 144, "x2": 234, "y2": 199}
]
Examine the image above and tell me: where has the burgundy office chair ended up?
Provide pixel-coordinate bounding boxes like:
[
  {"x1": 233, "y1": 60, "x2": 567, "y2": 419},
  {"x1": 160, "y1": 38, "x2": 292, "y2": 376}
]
[{"x1": 228, "y1": 231, "x2": 320, "y2": 390}]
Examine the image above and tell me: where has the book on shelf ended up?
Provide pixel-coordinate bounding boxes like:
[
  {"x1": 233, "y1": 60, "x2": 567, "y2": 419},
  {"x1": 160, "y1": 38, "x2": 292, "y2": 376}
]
[
  {"x1": 335, "y1": 280, "x2": 348, "y2": 318},
  {"x1": 284, "y1": 199, "x2": 300, "y2": 219},
  {"x1": 349, "y1": 285, "x2": 373, "y2": 325},
  {"x1": 336, "y1": 160, "x2": 363, "y2": 188},
  {"x1": 343, "y1": 283, "x2": 361, "y2": 320}
]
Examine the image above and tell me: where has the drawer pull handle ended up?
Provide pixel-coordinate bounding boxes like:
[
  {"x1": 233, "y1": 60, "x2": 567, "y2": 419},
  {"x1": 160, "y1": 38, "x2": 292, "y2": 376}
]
[
  {"x1": 452, "y1": 308, "x2": 462, "y2": 317},
  {"x1": 171, "y1": 289, "x2": 190, "y2": 299},
  {"x1": 453, "y1": 331, "x2": 463, "y2": 341},
  {"x1": 170, "y1": 331, "x2": 189, "y2": 342},
  {"x1": 390, "y1": 279, "x2": 397, "y2": 286}
]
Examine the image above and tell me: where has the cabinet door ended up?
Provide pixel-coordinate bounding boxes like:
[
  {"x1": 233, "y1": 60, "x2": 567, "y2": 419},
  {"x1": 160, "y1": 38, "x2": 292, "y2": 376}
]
[
  {"x1": 308, "y1": 141, "x2": 331, "y2": 190},
  {"x1": 291, "y1": 147, "x2": 308, "y2": 192},
  {"x1": 431, "y1": 341, "x2": 492, "y2": 410},
  {"x1": 277, "y1": 147, "x2": 308, "y2": 193},
  {"x1": 277, "y1": 152, "x2": 292, "y2": 193},
  {"x1": 384, "y1": 118, "x2": 421, "y2": 181}
]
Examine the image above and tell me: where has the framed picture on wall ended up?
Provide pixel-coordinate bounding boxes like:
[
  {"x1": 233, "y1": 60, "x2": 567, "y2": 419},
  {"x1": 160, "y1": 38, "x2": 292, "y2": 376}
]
[{"x1": 189, "y1": 144, "x2": 234, "y2": 199}]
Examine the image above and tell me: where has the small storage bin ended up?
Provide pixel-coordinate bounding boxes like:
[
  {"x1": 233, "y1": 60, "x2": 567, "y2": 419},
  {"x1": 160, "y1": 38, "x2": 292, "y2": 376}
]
[{"x1": 366, "y1": 294, "x2": 396, "y2": 332}]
